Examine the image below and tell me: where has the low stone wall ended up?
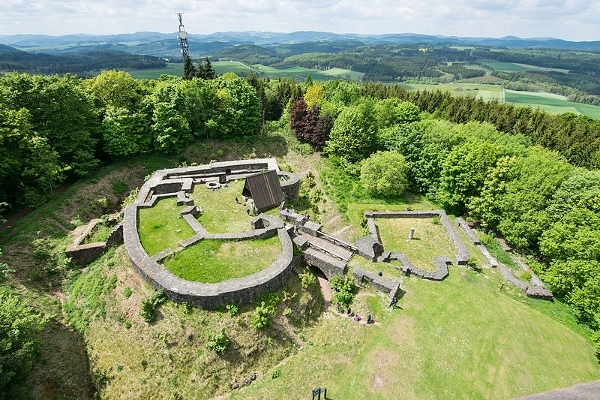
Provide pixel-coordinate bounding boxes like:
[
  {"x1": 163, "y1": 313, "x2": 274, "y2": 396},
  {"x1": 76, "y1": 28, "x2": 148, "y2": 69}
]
[
  {"x1": 381, "y1": 252, "x2": 449, "y2": 281},
  {"x1": 123, "y1": 204, "x2": 297, "y2": 309},
  {"x1": 456, "y1": 217, "x2": 480, "y2": 244},
  {"x1": 65, "y1": 218, "x2": 123, "y2": 265},
  {"x1": 439, "y1": 212, "x2": 470, "y2": 265},
  {"x1": 456, "y1": 217, "x2": 552, "y2": 299},
  {"x1": 352, "y1": 267, "x2": 402, "y2": 306},
  {"x1": 497, "y1": 263, "x2": 528, "y2": 292},
  {"x1": 363, "y1": 209, "x2": 469, "y2": 266}
]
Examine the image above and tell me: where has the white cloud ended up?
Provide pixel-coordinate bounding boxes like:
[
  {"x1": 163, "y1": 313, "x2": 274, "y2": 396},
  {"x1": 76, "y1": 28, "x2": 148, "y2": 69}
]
[{"x1": 0, "y1": 0, "x2": 598, "y2": 40}]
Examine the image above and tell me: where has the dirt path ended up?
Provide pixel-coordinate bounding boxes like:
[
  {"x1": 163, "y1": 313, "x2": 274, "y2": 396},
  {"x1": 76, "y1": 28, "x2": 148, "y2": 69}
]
[{"x1": 317, "y1": 276, "x2": 333, "y2": 306}]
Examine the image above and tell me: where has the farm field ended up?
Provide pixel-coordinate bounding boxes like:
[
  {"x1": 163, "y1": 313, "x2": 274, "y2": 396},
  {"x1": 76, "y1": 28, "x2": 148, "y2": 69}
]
[
  {"x1": 505, "y1": 90, "x2": 600, "y2": 118},
  {"x1": 128, "y1": 61, "x2": 364, "y2": 81},
  {"x1": 483, "y1": 61, "x2": 570, "y2": 73},
  {"x1": 402, "y1": 83, "x2": 600, "y2": 118},
  {"x1": 127, "y1": 62, "x2": 183, "y2": 79}
]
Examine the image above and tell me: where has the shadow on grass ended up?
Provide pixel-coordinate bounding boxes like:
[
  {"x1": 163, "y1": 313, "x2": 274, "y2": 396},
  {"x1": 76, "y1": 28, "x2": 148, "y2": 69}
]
[{"x1": 27, "y1": 319, "x2": 96, "y2": 399}]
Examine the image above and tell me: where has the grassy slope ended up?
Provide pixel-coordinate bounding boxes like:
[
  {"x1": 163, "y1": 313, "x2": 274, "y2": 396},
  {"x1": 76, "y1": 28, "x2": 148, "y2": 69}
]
[
  {"x1": 231, "y1": 266, "x2": 600, "y2": 400},
  {"x1": 2, "y1": 131, "x2": 600, "y2": 399}
]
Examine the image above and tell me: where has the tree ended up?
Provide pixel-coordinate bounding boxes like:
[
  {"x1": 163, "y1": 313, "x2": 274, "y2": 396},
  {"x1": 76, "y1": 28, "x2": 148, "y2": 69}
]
[
  {"x1": 289, "y1": 98, "x2": 333, "y2": 151},
  {"x1": 211, "y1": 73, "x2": 261, "y2": 137},
  {"x1": 325, "y1": 100, "x2": 378, "y2": 163},
  {"x1": 101, "y1": 106, "x2": 153, "y2": 158},
  {"x1": 497, "y1": 146, "x2": 574, "y2": 250},
  {"x1": 0, "y1": 105, "x2": 63, "y2": 207},
  {"x1": 183, "y1": 55, "x2": 196, "y2": 80},
  {"x1": 151, "y1": 102, "x2": 192, "y2": 153},
  {"x1": 202, "y1": 57, "x2": 217, "y2": 80},
  {"x1": 360, "y1": 151, "x2": 409, "y2": 198},
  {"x1": 0, "y1": 73, "x2": 99, "y2": 177},
  {"x1": 0, "y1": 288, "x2": 47, "y2": 398},
  {"x1": 84, "y1": 70, "x2": 145, "y2": 111},
  {"x1": 436, "y1": 139, "x2": 499, "y2": 215},
  {"x1": 374, "y1": 98, "x2": 420, "y2": 129}
]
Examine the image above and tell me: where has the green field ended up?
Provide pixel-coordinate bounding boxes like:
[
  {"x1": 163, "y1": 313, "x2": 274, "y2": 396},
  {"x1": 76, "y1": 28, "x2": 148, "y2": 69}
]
[
  {"x1": 483, "y1": 61, "x2": 569, "y2": 74},
  {"x1": 402, "y1": 83, "x2": 600, "y2": 118},
  {"x1": 128, "y1": 62, "x2": 364, "y2": 81},
  {"x1": 127, "y1": 63, "x2": 183, "y2": 79},
  {"x1": 401, "y1": 83, "x2": 504, "y2": 100},
  {"x1": 505, "y1": 90, "x2": 600, "y2": 118}
]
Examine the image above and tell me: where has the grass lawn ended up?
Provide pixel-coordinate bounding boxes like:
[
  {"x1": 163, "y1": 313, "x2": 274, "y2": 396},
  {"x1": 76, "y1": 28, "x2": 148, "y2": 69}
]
[
  {"x1": 375, "y1": 217, "x2": 455, "y2": 272},
  {"x1": 230, "y1": 267, "x2": 600, "y2": 399},
  {"x1": 348, "y1": 255, "x2": 403, "y2": 279},
  {"x1": 189, "y1": 179, "x2": 255, "y2": 233},
  {"x1": 162, "y1": 236, "x2": 282, "y2": 283},
  {"x1": 137, "y1": 198, "x2": 196, "y2": 256}
]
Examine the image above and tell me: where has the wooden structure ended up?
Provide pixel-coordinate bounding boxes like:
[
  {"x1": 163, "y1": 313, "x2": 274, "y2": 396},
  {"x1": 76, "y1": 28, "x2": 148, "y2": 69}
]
[{"x1": 242, "y1": 170, "x2": 284, "y2": 212}]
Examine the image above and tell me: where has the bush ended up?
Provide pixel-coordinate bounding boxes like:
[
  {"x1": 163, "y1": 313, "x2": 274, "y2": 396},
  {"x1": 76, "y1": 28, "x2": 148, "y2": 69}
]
[
  {"x1": 206, "y1": 328, "x2": 230, "y2": 355},
  {"x1": 330, "y1": 275, "x2": 355, "y2": 309},
  {"x1": 140, "y1": 290, "x2": 167, "y2": 323},
  {"x1": 299, "y1": 268, "x2": 317, "y2": 289},
  {"x1": 360, "y1": 151, "x2": 409, "y2": 198},
  {"x1": 251, "y1": 302, "x2": 272, "y2": 330},
  {"x1": 0, "y1": 288, "x2": 47, "y2": 398},
  {"x1": 226, "y1": 304, "x2": 239, "y2": 317}
]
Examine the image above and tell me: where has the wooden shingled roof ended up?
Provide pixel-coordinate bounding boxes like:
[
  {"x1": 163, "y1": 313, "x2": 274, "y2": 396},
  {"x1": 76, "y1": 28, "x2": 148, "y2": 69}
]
[{"x1": 242, "y1": 170, "x2": 284, "y2": 212}]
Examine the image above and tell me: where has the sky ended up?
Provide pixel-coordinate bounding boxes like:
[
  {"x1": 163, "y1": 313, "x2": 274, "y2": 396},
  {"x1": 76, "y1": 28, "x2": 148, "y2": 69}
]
[{"x1": 1, "y1": 0, "x2": 599, "y2": 41}]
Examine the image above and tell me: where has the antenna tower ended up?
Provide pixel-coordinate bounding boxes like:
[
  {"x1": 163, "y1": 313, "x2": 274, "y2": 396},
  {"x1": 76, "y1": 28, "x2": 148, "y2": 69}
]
[{"x1": 177, "y1": 12, "x2": 189, "y2": 58}]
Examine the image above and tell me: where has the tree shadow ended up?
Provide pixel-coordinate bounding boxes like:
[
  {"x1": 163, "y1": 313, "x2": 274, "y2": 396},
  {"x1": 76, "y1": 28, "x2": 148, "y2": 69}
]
[{"x1": 27, "y1": 318, "x2": 96, "y2": 399}]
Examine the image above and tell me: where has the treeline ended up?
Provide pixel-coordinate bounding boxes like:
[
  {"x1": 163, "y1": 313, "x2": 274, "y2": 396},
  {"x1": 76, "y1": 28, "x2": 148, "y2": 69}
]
[
  {"x1": 358, "y1": 82, "x2": 600, "y2": 169},
  {"x1": 0, "y1": 71, "x2": 301, "y2": 216},
  {"x1": 0, "y1": 48, "x2": 165, "y2": 74},
  {"x1": 288, "y1": 80, "x2": 600, "y2": 350}
]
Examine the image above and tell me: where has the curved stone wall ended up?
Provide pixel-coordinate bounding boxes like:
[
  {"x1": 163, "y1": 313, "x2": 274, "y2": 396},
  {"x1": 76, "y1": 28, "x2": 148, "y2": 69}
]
[
  {"x1": 123, "y1": 204, "x2": 296, "y2": 309},
  {"x1": 122, "y1": 158, "x2": 300, "y2": 309}
]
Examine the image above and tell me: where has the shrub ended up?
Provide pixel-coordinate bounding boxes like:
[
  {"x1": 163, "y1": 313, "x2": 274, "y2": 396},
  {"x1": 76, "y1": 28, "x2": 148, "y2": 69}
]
[
  {"x1": 251, "y1": 302, "x2": 272, "y2": 330},
  {"x1": 271, "y1": 368, "x2": 281, "y2": 379},
  {"x1": 360, "y1": 151, "x2": 409, "y2": 198},
  {"x1": 140, "y1": 290, "x2": 167, "y2": 323},
  {"x1": 226, "y1": 304, "x2": 239, "y2": 317},
  {"x1": 123, "y1": 286, "x2": 132, "y2": 298},
  {"x1": 299, "y1": 268, "x2": 317, "y2": 289},
  {"x1": 206, "y1": 328, "x2": 230, "y2": 355},
  {"x1": 330, "y1": 275, "x2": 355, "y2": 309}
]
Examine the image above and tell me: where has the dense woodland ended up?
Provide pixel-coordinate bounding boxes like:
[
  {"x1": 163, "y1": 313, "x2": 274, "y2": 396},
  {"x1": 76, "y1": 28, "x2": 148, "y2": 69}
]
[
  {"x1": 0, "y1": 46, "x2": 165, "y2": 74},
  {"x1": 2, "y1": 68, "x2": 600, "y2": 396}
]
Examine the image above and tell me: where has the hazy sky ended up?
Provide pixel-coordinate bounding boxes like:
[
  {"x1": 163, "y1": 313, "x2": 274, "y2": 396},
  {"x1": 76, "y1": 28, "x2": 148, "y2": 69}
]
[{"x1": 1, "y1": 0, "x2": 599, "y2": 41}]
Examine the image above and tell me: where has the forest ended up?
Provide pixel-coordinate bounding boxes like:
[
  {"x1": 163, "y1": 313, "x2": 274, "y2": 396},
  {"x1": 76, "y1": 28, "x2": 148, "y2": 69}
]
[
  {"x1": 1, "y1": 68, "x2": 600, "y2": 397},
  {"x1": 0, "y1": 46, "x2": 166, "y2": 74}
]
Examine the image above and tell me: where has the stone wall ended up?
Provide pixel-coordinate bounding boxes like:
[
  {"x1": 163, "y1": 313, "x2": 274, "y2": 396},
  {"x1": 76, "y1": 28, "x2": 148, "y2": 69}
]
[
  {"x1": 301, "y1": 247, "x2": 347, "y2": 280},
  {"x1": 65, "y1": 218, "x2": 123, "y2": 265},
  {"x1": 123, "y1": 204, "x2": 297, "y2": 309},
  {"x1": 279, "y1": 171, "x2": 300, "y2": 202},
  {"x1": 363, "y1": 209, "x2": 469, "y2": 266}
]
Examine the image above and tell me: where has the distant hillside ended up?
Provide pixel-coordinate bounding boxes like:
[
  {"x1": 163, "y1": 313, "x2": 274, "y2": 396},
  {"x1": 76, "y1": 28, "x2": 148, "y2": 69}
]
[
  {"x1": 0, "y1": 47, "x2": 166, "y2": 74},
  {"x1": 2, "y1": 31, "x2": 600, "y2": 59}
]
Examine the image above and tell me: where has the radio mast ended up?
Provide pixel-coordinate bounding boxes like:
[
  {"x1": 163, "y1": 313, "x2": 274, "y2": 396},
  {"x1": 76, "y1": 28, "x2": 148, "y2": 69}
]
[{"x1": 177, "y1": 12, "x2": 189, "y2": 59}]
